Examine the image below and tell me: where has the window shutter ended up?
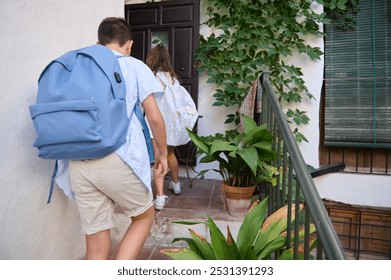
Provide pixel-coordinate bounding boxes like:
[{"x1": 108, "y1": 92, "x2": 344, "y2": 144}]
[{"x1": 324, "y1": 0, "x2": 390, "y2": 148}]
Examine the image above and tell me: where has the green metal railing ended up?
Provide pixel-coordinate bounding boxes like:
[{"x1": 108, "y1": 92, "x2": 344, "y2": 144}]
[{"x1": 258, "y1": 72, "x2": 346, "y2": 260}]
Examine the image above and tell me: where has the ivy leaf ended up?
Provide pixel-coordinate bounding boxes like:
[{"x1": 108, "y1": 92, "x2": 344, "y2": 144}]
[
  {"x1": 206, "y1": 77, "x2": 215, "y2": 83},
  {"x1": 286, "y1": 109, "x2": 310, "y2": 126},
  {"x1": 337, "y1": 0, "x2": 347, "y2": 10},
  {"x1": 305, "y1": 46, "x2": 323, "y2": 60},
  {"x1": 293, "y1": 128, "x2": 309, "y2": 143}
]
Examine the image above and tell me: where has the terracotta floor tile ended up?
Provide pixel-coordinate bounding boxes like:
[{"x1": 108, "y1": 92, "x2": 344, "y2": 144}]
[
  {"x1": 164, "y1": 195, "x2": 211, "y2": 210},
  {"x1": 179, "y1": 185, "x2": 214, "y2": 198}
]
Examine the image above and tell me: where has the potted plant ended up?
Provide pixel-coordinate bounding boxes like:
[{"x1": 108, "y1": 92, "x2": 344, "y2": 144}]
[{"x1": 187, "y1": 114, "x2": 278, "y2": 217}]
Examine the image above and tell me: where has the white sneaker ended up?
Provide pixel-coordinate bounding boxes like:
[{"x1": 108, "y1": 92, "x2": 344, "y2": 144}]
[
  {"x1": 154, "y1": 195, "x2": 168, "y2": 211},
  {"x1": 169, "y1": 181, "x2": 181, "y2": 195}
]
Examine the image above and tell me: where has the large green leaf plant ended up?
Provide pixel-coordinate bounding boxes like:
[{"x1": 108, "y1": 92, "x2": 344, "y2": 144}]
[
  {"x1": 187, "y1": 114, "x2": 278, "y2": 187},
  {"x1": 161, "y1": 196, "x2": 316, "y2": 260}
]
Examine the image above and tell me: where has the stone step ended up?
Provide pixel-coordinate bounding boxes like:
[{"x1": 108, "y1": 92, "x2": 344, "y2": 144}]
[{"x1": 111, "y1": 212, "x2": 243, "y2": 248}]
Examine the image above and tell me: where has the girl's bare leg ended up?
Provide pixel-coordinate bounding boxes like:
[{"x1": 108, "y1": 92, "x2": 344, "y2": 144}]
[{"x1": 167, "y1": 146, "x2": 179, "y2": 183}]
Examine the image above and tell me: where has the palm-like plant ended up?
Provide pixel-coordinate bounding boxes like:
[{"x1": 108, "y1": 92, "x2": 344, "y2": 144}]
[{"x1": 161, "y1": 196, "x2": 316, "y2": 260}]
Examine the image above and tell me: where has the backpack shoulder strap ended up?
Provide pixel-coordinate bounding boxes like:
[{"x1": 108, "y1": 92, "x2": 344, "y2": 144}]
[
  {"x1": 47, "y1": 160, "x2": 58, "y2": 204},
  {"x1": 133, "y1": 102, "x2": 154, "y2": 164}
]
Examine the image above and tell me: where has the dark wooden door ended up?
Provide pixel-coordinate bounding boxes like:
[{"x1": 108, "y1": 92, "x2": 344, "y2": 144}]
[{"x1": 125, "y1": 0, "x2": 200, "y2": 166}]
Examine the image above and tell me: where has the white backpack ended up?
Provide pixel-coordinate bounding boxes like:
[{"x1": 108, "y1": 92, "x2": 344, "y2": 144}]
[{"x1": 155, "y1": 72, "x2": 199, "y2": 146}]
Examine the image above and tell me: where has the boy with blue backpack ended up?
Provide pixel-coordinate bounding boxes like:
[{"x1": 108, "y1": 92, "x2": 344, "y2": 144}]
[
  {"x1": 83, "y1": 17, "x2": 168, "y2": 260},
  {"x1": 75, "y1": 17, "x2": 167, "y2": 260},
  {"x1": 31, "y1": 17, "x2": 168, "y2": 259}
]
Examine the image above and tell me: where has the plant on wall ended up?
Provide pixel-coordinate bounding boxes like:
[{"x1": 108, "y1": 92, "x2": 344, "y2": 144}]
[{"x1": 196, "y1": 0, "x2": 358, "y2": 142}]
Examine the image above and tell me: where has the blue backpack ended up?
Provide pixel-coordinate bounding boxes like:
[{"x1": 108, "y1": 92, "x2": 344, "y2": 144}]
[{"x1": 30, "y1": 44, "x2": 153, "y2": 202}]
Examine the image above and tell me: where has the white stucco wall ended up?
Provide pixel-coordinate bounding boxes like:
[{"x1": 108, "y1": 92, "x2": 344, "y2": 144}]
[
  {"x1": 314, "y1": 173, "x2": 391, "y2": 208},
  {"x1": 0, "y1": 0, "x2": 124, "y2": 259}
]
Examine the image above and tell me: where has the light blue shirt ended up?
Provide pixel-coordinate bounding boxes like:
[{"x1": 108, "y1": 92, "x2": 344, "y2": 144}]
[{"x1": 55, "y1": 51, "x2": 163, "y2": 199}]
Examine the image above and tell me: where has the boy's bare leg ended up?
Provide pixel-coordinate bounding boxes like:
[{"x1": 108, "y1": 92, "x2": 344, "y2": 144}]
[
  {"x1": 85, "y1": 229, "x2": 111, "y2": 260},
  {"x1": 116, "y1": 206, "x2": 155, "y2": 260},
  {"x1": 167, "y1": 146, "x2": 179, "y2": 183}
]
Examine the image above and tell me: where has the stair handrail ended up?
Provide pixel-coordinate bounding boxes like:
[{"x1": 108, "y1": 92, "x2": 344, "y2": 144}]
[{"x1": 259, "y1": 72, "x2": 346, "y2": 260}]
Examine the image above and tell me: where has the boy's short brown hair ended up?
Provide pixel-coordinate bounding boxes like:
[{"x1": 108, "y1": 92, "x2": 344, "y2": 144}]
[{"x1": 98, "y1": 17, "x2": 132, "y2": 46}]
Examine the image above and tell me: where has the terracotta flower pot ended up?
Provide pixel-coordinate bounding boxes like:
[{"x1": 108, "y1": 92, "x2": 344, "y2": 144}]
[{"x1": 223, "y1": 184, "x2": 256, "y2": 218}]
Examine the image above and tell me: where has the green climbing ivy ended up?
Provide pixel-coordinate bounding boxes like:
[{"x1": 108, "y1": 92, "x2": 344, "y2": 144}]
[
  {"x1": 196, "y1": 0, "x2": 358, "y2": 142},
  {"x1": 321, "y1": 0, "x2": 360, "y2": 30}
]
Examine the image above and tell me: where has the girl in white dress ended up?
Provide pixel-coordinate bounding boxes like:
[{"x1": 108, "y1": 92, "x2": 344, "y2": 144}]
[{"x1": 146, "y1": 45, "x2": 198, "y2": 210}]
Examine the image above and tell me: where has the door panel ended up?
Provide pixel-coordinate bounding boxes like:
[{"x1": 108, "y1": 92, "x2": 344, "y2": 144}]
[
  {"x1": 128, "y1": 8, "x2": 158, "y2": 26},
  {"x1": 162, "y1": 5, "x2": 194, "y2": 23},
  {"x1": 130, "y1": 31, "x2": 146, "y2": 60},
  {"x1": 173, "y1": 27, "x2": 193, "y2": 80},
  {"x1": 125, "y1": 0, "x2": 200, "y2": 166}
]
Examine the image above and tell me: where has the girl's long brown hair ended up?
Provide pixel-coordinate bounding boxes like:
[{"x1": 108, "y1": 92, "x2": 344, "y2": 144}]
[{"x1": 146, "y1": 44, "x2": 179, "y2": 81}]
